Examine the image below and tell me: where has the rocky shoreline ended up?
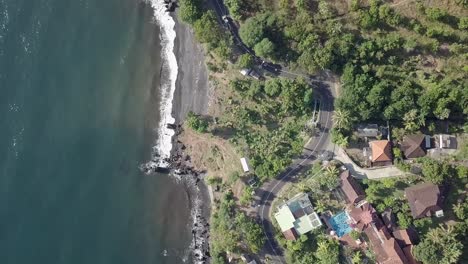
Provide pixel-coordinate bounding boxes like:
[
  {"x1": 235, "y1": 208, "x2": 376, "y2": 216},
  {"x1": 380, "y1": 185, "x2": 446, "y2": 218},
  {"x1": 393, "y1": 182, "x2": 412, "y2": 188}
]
[{"x1": 172, "y1": 127, "x2": 211, "y2": 263}]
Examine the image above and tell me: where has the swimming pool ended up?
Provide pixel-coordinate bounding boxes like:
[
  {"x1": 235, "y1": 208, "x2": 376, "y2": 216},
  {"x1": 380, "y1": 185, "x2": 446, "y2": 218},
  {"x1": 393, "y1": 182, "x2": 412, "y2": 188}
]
[{"x1": 330, "y1": 211, "x2": 352, "y2": 237}]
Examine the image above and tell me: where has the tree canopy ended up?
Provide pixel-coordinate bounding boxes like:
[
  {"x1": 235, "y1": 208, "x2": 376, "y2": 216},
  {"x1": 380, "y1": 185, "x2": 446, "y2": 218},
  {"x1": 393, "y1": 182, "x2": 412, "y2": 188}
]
[{"x1": 413, "y1": 224, "x2": 465, "y2": 264}]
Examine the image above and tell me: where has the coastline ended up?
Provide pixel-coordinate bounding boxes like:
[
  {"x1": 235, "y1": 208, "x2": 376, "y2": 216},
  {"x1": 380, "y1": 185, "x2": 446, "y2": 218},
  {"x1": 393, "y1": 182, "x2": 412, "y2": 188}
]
[
  {"x1": 147, "y1": 1, "x2": 212, "y2": 262},
  {"x1": 170, "y1": 13, "x2": 212, "y2": 264}
]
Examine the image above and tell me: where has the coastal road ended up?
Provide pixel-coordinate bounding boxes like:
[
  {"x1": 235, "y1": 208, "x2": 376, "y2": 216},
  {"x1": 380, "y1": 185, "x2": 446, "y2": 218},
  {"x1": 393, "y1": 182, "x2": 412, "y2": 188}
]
[
  {"x1": 207, "y1": 1, "x2": 338, "y2": 262},
  {"x1": 255, "y1": 82, "x2": 335, "y2": 263}
]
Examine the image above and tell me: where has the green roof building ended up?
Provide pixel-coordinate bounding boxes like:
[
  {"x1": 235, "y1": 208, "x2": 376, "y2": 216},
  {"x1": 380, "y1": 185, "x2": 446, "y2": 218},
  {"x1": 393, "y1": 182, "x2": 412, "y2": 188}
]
[{"x1": 274, "y1": 192, "x2": 322, "y2": 240}]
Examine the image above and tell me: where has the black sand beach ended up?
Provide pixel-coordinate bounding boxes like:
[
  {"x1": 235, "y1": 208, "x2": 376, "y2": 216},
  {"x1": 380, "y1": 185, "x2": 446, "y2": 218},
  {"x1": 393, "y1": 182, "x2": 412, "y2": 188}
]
[
  {"x1": 172, "y1": 18, "x2": 210, "y2": 121},
  {"x1": 170, "y1": 15, "x2": 212, "y2": 263}
]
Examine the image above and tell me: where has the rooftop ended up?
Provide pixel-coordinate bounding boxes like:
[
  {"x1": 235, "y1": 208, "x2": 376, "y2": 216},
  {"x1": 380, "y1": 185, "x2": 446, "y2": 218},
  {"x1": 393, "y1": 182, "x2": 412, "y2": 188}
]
[
  {"x1": 339, "y1": 170, "x2": 365, "y2": 204},
  {"x1": 356, "y1": 124, "x2": 380, "y2": 138},
  {"x1": 274, "y1": 193, "x2": 322, "y2": 240},
  {"x1": 400, "y1": 134, "x2": 427, "y2": 159},
  {"x1": 405, "y1": 183, "x2": 442, "y2": 219},
  {"x1": 370, "y1": 140, "x2": 392, "y2": 163}
]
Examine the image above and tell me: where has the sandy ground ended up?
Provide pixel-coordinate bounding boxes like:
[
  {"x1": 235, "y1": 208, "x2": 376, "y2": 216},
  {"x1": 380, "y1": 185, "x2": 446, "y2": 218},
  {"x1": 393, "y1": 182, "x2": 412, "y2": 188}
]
[{"x1": 171, "y1": 19, "x2": 210, "y2": 122}]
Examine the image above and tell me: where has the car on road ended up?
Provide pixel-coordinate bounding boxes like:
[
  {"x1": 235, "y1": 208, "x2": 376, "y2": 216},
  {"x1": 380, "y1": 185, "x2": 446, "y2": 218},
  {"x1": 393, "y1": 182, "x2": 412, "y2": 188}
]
[
  {"x1": 261, "y1": 61, "x2": 282, "y2": 75},
  {"x1": 221, "y1": 15, "x2": 232, "y2": 29},
  {"x1": 318, "y1": 150, "x2": 334, "y2": 161}
]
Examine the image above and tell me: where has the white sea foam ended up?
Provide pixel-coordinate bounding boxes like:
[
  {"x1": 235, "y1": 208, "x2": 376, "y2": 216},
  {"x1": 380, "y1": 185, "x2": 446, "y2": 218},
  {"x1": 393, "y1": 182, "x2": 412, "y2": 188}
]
[
  {"x1": 145, "y1": 0, "x2": 178, "y2": 169},
  {"x1": 144, "y1": 2, "x2": 210, "y2": 263}
]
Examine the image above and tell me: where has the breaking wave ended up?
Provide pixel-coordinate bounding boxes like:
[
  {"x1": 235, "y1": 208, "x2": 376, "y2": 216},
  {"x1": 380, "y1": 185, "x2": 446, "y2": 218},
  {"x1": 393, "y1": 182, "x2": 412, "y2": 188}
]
[{"x1": 142, "y1": 0, "x2": 178, "y2": 171}]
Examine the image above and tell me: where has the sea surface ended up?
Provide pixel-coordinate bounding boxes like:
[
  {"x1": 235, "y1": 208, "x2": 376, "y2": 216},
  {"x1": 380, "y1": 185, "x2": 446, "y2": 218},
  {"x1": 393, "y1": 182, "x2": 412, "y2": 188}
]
[{"x1": 0, "y1": 0, "x2": 192, "y2": 263}]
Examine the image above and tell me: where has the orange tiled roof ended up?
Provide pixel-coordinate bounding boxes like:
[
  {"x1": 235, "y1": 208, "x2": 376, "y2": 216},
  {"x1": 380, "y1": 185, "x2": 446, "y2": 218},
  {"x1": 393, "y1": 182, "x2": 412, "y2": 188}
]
[{"x1": 371, "y1": 140, "x2": 392, "y2": 162}]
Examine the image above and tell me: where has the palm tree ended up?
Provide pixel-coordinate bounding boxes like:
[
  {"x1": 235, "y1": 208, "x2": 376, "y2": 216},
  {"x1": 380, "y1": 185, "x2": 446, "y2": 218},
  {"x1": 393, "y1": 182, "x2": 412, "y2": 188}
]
[
  {"x1": 315, "y1": 200, "x2": 327, "y2": 213},
  {"x1": 439, "y1": 224, "x2": 457, "y2": 243},
  {"x1": 426, "y1": 227, "x2": 444, "y2": 244},
  {"x1": 297, "y1": 182, "x2": 308, "y2": 193},
  {"x1": 442, "y1": 241, "x2": 463, "y2": 264},
  {"x1": 332, "y1": 109, "x2": 352, "y2": 130},
  {"x1": 403, "y1": 109, "x2": 420, "y2": 132},
  {"x1": 452, "y1": 203, "x2": 465, "y2": 220},
  {"x1": 326, "y1": 165, "x2": 339, "y2": 178}
]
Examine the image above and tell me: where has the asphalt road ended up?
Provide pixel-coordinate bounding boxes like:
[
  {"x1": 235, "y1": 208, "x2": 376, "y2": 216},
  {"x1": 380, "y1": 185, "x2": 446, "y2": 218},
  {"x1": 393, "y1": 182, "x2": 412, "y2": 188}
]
[
  {"x1": 207, "y1": 1, "x2": 338, "y2": 262},
  {"x1": 255, "y1": 82, "x2": 335, "y2": 263}
]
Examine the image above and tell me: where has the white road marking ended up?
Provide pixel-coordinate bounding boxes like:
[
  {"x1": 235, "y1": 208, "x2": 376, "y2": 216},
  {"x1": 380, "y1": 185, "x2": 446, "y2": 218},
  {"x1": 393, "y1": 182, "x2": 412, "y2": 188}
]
[{"x1": 260, "y1": 95, "x2": 332, "y2": 263}]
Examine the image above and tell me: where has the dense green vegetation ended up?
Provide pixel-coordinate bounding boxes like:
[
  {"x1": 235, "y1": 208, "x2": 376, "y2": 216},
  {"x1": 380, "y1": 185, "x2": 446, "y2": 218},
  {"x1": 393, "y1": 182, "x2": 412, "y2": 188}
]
[
  {"x1": 180, "y1": 0, "x2": 233, "y2": 60},
  {"x1": 210, "y1": 192, "x2": 265, "y2": 263},
  {"x1": 227, "y1": 0, "x2": 468, "y2": 141},
  {"x1": 277, "y1": 230, "x2": 341, "y2": 264},
  {"x1": 221, "y1": 77, "x2": 313, "y2": 180},
  {"x1": 413, "y1": 222, "x2": 467, "y2": 264},
  {"x1": 236, "y1": 53, "x2": 255, "y2": 69}
]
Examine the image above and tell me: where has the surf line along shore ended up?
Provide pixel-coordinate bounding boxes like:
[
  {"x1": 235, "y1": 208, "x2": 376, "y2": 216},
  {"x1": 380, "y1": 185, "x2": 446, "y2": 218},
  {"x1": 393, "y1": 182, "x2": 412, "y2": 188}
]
[{"x1": 144, "y1": 1, "x2": 212, "y2": 263}]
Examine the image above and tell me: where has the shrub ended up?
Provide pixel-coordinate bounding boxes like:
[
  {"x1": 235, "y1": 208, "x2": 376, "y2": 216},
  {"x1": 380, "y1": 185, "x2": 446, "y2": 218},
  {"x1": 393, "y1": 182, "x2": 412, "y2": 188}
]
[
  {"x1": 236, "y1": 54, "x2": 254, "y2": 69},
  {"x1": 459, "y1": 17, "x2": 468, "y2": 30},
  {"x1": 179, "y1": 0, "x2": 202, "y2": 24},
  {"x1": 349, "y1": 230, "x2": 361, "y2": 240},
  {"x1": 240, "y1": 187, "x2": 254, "y2": 206},
  {"x1": 254, "y1": 38, "x2": 275, "y2": 58},
  {"x1": 186, "y1": 111, "x2": 209, "y2": 133},
  {"x1": 425, "y1": 7, "x2": 448, "y2": 21}
]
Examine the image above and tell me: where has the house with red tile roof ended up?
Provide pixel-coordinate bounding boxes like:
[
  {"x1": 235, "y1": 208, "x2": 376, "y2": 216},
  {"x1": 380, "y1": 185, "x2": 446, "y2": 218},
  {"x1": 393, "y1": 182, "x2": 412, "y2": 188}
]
[
  {"x1": 345, "y1": 201, "x2": 417, "y2": 264},
  {"x1": 370, "y1": 140, "x2": 393, "y2": 166}
]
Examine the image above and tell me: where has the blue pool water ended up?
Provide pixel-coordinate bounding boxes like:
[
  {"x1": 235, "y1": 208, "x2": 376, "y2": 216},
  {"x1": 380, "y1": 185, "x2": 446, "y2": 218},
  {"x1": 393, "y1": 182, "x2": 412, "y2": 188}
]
[{"x1": 330, "y1": 212, "x2": 352, "y2": 237}]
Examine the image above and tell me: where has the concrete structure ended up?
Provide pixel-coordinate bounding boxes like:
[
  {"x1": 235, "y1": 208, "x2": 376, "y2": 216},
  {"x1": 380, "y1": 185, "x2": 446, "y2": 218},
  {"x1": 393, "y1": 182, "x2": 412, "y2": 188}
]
[
  {"x1": 405, "y1": 183, "x2": 443, "y2": 219},
  {"x1": 274, "y1": 193, "x2": 322, "y2": 240},
  {"x1": 435, "y1": 134, "x2": 456, "y2": 149},
  {"x1": 356, "y1": 124, "x2": 380, "y2": 138}
]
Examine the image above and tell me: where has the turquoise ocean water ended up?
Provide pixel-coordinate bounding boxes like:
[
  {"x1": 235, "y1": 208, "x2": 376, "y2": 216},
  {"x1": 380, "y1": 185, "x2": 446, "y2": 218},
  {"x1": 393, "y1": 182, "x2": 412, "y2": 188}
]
[{"x1": 0, "y1": 0, "x2": 192, "y2": 263}]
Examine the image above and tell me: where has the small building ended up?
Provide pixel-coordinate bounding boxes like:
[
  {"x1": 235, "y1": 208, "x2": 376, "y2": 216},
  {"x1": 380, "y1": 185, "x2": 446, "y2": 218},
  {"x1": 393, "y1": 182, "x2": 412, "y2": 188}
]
[
  {"x1": 435, "y1": 134, "x2": 457, "y2": 149},
  {"x1": 339, "y1": 170, "x2": 365, "y2": 205},
  {"x1": 356, "y1": 124, "x2": 380, "y2": 138},
  {"x1": 400, "y1": 134, "x2": 427, "y2": 159},
  {"x1": 393, "y1": 229, "x2": 419, "y2": 248},
  {"x1": 240, "y1": 157, "x2": 250, "y2": 173},
  {"x1": 405, "y1": 183, "x2": 443, "y2": 219},
  {"x1": 370, "y1": 140, "x2": 393, "y2": 166},
  {"x1": 274, "y1": 193, "x2": 322, "y2": 240},
  {"x1": 382, "y1": 208, "x2": 398, "y2": 232}
]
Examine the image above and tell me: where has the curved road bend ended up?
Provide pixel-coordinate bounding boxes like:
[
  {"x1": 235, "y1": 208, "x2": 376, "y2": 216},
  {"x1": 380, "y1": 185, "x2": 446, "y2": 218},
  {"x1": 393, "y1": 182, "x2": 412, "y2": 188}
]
[
  {"x1": 206, "y1": 0, "x2": 338, "y2": 262},
  {"x1": 255, "y1": 83, "x2": 335, "y2": 263}
]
